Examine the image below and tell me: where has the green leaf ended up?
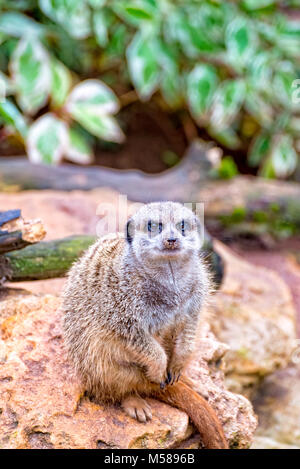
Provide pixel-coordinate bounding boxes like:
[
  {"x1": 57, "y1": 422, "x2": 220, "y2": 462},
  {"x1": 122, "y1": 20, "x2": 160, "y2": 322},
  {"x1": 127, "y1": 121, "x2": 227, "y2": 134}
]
[
  {"x1": 165, "y1": 11, "x2": 219, "y2": 58},
  {"x1": 193, "y1": 3, "x2": 232, "y2": 45},
  {"x1": 226, "y1": 17, "x2": 257, "y2": 68},
  {"x1": 211, "y1": 79, "x2": 245, "y2": 129},
  {"x1": 65, "y1": 126, "x2": 94, "y2": 164},
  {"x1": 0, "y1": 12, "x2": 45, "y2": 38},
  {"x1": 10, "y1": 35, "x2": 51, "y2": 114},
  {"x1": 88, "y1": 0, "x2": 106, "y2": 7},
  {"x1": 276, "y1": 18, "x2": 300, "y2": 57},
  {"x1": 273, "y1": 62, "x2": 299, "y2": 110},
  {"x1": 269, "y1": 134, "x2": 298, "y2": 178},
  {"x1": 125, "y1": 7, "x2": 154, "y2": 20},
  {"x1": 113, "y1": 1, "x2": 157, "y2": 26},
  {"x1": 242, "y1": 0, "x2": 276, "y2": 10},
  {"x1": 51, "y1": 59, "x2": 72, "y2": 108},
  {"x1": 156, "y1": 42, "x2": 182, "y2": 108},
  {"x1": 160, "y1": 72, "x2": 183, "y2": 108},
  {"x1": 65, "y1": 79, "x2": 120, "y2": 116},
  {"x1": 65, "y1": 80, "x2": 123, "y2": 142},
  {"x1": 248, "y1": 132, "x2": 271, "y2": 167},
  {"x1": 104, "y1": 24, "x2": 127, "y2": 59},
  {"x1": 39, "y1": 0, "x2": 91, "y2": 39},
  {"x1": 69, "y1": 108, "x2": 124, "y2": 142},
  {"x1": 93, "y1": 10, "x2": 109, "y2": 47},
  {"x1": 260, "y1": 157, "x2": 276, "y2": 179},
  {"x1": 245, "y1": 87, "x2": 274, "y2": 127},
  {"x1": 217, "y1": 156, "x2": 238, "y2": 179},
  {"x1": 248, "y1": 52, "x2": 273, "y2": 92},
  {"x1": 26, "y1": 113, "x2": 68, "y2": 165},
  {"x1": 0, "y1": 100, "x2": 28, "y2": 137},
  {"x1": 126, "y1": 32, "x2": 159, "y2": 100},
  {"x1": 208, "y1": 126, "x2": 241, "y2": 150},
  {"x1": 187, "y1": 64, "x2": 219, "y2": 121},
  {"x1": 255, "y1": 21, "x2": 277, "y2": 46}
]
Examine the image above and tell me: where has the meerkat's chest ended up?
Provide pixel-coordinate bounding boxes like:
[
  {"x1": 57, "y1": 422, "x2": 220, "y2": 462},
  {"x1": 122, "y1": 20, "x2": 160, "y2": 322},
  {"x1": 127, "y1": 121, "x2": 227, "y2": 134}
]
[{"x1": 141, "y1": 283, "x2": 197, "y2": 333}]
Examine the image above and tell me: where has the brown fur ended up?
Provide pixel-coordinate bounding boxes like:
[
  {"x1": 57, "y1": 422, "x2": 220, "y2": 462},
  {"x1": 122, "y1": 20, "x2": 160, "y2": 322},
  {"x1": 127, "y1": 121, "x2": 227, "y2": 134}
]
[
  {"x1": 62, "y1": 202, "x2": 228, "y2": 449},
  {"x1": 153, "y1": 377, "x2": 228, "y2": 449}
]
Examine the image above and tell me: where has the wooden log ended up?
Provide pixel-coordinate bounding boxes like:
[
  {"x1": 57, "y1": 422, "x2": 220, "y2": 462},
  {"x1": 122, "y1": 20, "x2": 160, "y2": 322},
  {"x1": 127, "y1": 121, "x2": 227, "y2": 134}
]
[
  {"x1": 0, "y1": 141, "x2": 212, "y2": 201},
  {"x1": 0, "y1": 210, "x2": 46, "y2": 254},
  {"x1": 200, "y1": 177, "x2": 300, "y2": 240},
  {"x1": 0, "y1": 209, "x2": 21, "y2": 226},
  {"x1": 3, "y1": 234, "x2": 224, "y2": 287},
  {"x1": 1, "y1": 141, "x2": 299, "y2": 240},
  {"x1": 3, "y1": 235, "x2": 96, "y2": 281}
]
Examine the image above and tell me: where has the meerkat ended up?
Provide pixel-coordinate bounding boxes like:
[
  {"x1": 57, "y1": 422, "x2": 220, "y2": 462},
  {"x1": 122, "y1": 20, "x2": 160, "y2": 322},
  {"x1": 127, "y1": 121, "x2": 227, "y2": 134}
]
[{"x1": 62, "y1": 201, "x2": 228, "y2": 449}]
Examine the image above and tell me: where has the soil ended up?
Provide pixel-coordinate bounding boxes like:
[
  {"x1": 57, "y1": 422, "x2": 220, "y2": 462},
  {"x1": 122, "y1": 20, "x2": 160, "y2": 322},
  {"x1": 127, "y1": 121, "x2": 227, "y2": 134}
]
[{"x1": 93, "y1": 102, "x2": 187, "y2": 173}]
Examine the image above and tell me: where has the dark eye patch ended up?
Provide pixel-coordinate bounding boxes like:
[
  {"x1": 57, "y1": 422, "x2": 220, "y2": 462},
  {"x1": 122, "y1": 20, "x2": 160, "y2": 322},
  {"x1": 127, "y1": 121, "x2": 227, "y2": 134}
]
[
  {"x1": 176, "y1": 220, "x2": 191, "y2": 235},
  {"x1": 147, "y1": 220, "x2": 163, "y2": 234}
]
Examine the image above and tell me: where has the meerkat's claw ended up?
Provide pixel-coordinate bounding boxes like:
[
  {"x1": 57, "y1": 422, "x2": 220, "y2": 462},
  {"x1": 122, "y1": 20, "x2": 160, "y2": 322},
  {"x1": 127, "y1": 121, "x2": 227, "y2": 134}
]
[
  {"x1": 122, "y1": 395, "x2": 152, "y2": 423},
  {"x1": 165, "y1": 370, "x2": 181, "y2": 386},
  {"x1": 171, "y1": 372, "x2": 181, "y2": 384}
]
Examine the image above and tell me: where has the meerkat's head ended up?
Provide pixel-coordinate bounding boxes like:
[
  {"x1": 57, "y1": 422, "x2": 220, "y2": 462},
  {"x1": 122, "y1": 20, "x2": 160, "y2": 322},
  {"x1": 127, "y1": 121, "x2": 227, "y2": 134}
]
[{"x1": 126, "y1": 202, "x2": 203, "y2": 264}]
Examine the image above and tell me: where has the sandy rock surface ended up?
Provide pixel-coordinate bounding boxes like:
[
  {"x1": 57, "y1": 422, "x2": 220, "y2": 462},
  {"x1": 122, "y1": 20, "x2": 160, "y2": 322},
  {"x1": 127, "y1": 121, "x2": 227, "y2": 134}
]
[
  {"x1": 0, "y1": 189, "x2": 123, "y2": 241},
  {"x1": 211, "y1": 241, "x2": 297, "y2": 395},
  {"x1": 251, "y1": 366, "x2": 300, "y2": 449},
  {"x1": 0, "y1": 290, "x2": 256, "y2": 449}
]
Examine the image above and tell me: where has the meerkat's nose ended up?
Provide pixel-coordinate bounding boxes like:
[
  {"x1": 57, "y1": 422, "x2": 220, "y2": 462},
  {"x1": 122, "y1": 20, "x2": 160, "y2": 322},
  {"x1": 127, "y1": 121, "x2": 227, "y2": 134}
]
[{"x1": 164, "y1": 238, "x2": 179, "y2": 249}]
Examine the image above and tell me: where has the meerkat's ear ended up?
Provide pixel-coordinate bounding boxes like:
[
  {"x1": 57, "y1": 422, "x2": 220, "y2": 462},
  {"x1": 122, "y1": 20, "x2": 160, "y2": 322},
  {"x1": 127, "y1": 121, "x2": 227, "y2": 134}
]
[{"x1": 126, "y1": 219, "x2": 134, "y2": 244}]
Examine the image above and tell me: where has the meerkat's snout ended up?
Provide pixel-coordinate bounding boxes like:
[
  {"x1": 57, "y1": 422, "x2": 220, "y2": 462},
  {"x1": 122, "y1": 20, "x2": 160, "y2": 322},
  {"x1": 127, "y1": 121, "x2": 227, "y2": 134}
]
[{"x1": 163, "y1": 237, "x2": 180, "y2": 250}]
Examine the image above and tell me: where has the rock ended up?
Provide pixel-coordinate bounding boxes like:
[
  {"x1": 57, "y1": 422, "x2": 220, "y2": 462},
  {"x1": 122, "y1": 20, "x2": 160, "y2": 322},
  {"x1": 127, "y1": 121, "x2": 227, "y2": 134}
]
[
  {"x1": 176, "y1": 435, "x2": 203, "y2": 449},
  {"x1": 185, "y1": 323, "x2": 257, "y2": 449},
  {"x1": 0, "y1": 189, "x2": 131, "y2": 241},
  {"x1": 0, "y1": 290, "x2": 256, "y2": 449},
  {"x1": 251, "y1": 366, "x2": 300, "y2": 448},
  {"x1": 251, "y1": 437, "x2": 300, "y2": 450},
  {"x1": 232, "y1": 245, "x2": 300, "y2": 336},
  {"x1": 210, "y1": 241, "x2": 297, "y2": 396}
]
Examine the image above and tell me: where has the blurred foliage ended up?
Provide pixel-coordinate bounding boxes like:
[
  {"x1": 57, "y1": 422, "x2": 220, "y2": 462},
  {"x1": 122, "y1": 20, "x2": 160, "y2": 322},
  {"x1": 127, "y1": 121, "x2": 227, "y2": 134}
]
[
  {"x1": 0, "y1": 0, "x2": 299, "y2": 175},
  {"x1": 214, "y1": 155, "x2": 239, "y2": 179}
]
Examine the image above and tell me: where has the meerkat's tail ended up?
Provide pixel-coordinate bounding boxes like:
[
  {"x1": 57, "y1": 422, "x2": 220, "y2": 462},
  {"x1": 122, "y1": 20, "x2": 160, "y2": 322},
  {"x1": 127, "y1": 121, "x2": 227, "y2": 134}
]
[{"x1": 152, "y1": 377, "x2": 228, "y2": 449}]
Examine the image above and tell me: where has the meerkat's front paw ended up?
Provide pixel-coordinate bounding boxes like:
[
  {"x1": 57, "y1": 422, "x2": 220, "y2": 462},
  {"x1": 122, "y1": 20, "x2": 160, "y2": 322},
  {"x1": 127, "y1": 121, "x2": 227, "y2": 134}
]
[
  {"x1": 122, "y1": 395, "x2": 152, "y2": 423},
  {"x1": 145, "y1": 354, "x2": 167, "y2": 385},
  {"x1": 162, "y1": 362, "x2": 183, "y2": 387}
]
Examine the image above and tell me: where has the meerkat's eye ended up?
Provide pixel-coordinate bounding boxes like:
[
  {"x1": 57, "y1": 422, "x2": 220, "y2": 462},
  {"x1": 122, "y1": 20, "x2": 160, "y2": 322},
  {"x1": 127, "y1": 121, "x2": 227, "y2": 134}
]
[
  {"x1": 176, "y1": 220, "x2": 191, "y2": 235},
  {"x1": 147, "y1": 220, "x2": 163, "y2": 234}
]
